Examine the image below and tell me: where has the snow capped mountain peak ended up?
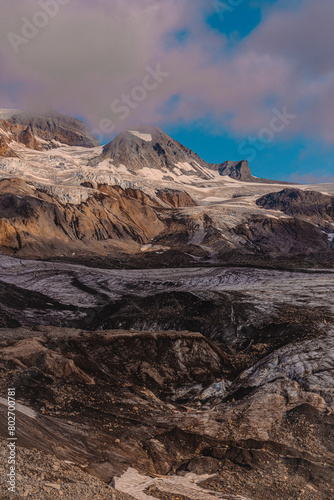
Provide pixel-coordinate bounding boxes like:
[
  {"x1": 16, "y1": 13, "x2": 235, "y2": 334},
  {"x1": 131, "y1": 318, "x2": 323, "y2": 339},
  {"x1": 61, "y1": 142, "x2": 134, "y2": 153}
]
[{"x1": 89, "y1": 125, "x2": 216, "y2": 182}]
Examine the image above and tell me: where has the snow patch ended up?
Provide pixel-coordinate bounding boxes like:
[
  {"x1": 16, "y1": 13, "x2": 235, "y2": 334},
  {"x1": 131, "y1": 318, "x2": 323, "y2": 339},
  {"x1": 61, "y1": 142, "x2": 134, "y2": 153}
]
[
  {"x1": 203, "y1": 196, "x2": 229, "y2": 203},
  {"x1": 175, "y1": 161, "x2": 196, "y2": 172},
  {"x1": 141, "y1": 244, "x2": 170, "y2": 253},
  {"x1": 137, "y1": 167, "x2": 166, "y2": 181},
  {"x1": 129, "y1": 131, "x2": 152, "y2": 142},
  {"x1": 115, "y1": 468, "x2": 251, "y2": 499}
]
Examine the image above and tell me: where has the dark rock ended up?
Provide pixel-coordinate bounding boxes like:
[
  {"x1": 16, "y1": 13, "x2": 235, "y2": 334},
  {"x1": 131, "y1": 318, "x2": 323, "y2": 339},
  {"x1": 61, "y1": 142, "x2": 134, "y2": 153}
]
[{"x1": 256, "y1": 188, "x2": 334, "y2": 230}]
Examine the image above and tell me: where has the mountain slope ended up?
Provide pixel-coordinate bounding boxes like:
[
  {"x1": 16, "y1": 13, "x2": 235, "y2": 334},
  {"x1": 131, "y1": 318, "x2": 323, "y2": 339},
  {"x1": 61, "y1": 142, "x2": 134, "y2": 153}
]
[{"x1": 0, "y1": 178, "x2": 165, "y2": 257}]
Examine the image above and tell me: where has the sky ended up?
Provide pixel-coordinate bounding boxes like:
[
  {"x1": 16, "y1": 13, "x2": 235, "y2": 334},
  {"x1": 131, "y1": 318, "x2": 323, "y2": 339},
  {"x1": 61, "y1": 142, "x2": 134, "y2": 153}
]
[{"x1": 0, "y1": 0, "x2": 334, "y2": 182}]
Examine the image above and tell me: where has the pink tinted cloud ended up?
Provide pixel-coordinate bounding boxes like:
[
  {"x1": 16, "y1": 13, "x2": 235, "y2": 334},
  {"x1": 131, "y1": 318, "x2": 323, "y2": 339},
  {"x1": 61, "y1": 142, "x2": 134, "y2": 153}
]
[{"x1": 0, "y1": 0, "x2": 334, "y2": 145}]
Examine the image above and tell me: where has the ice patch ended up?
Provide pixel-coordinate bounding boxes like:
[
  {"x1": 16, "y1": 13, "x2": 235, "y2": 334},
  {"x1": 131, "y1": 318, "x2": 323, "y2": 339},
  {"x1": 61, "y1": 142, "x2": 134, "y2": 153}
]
[
  {"x1": 141, "y1": 244, "x2": 170, "y2": 253},
  {"x1": 203, "y1": 196, "x2": 229, "y2": 203},
  {"x1": 173, "y1": 167, "x2": 182, "y2": 176}
]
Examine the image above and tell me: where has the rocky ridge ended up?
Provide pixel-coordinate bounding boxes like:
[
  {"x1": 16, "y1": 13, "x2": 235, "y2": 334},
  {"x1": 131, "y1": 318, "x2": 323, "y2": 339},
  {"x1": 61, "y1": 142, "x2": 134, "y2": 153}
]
[{"x1": 257, "y1": 188, "x2": 334, "y2": 231}]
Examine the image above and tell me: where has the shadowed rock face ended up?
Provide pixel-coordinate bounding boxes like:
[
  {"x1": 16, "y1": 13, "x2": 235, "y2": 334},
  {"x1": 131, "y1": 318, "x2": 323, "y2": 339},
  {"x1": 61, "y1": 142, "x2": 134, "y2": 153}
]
[
  {"x1": 17, "y1": 125, "x2": 40, "y2": 150},
  {"x1": 234, "y1": 215, "x2": 330, "y2": 256}
]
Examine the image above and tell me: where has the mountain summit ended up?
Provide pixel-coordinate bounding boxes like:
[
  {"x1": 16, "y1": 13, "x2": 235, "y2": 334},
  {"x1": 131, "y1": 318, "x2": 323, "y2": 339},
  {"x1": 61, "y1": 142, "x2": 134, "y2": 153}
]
[
  {"x1": 90, "y1": 126, "x2": 216, "y2": 180},
  {"x1": 0, "y1": 110, "x2": 99, "y2": 150}
]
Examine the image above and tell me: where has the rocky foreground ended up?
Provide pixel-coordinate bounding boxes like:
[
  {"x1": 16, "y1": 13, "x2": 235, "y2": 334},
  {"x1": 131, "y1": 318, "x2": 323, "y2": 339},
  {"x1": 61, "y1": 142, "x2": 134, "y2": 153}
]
[
  {"x1": 0, "y1": 437, "x2": 134, "y2": 500},
  {"x1": 0, "y1": 262, "x2": 334, "y2": 499}
]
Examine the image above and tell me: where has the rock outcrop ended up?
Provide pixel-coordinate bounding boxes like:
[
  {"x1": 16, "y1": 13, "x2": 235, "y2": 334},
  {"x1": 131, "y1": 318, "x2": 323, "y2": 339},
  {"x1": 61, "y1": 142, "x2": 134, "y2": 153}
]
[
  {"x1": 257, "y1": 188, "x2": 334, "y2": 230},
  {"x1": 234, "y1": 216, "x2": 330, "y2": 256},
  {"x1": 218, "y1": 160, "x2": 253, "y2": 181},
  {"x1": 17, "y1": 125, "x2": 40, "y2": 150}
]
